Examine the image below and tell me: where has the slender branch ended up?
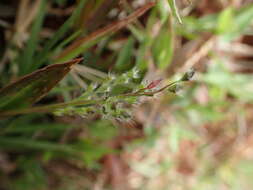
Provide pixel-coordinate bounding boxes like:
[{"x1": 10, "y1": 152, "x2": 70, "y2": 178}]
[
  {"x1": 0, "y1": 80, "x2": 181, "y2": 117},
  {"x1": 122, "y1": 80, "x2": 180, "y2": 97},
  {"x1": 0, "y1": 99, "x2": 101, "y2": 117}
]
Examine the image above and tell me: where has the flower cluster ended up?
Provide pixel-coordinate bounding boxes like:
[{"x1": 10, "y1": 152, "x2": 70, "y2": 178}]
[
  {"x1": 54, "y1": 68, "x2": 195, "y2": 120},
  {"x1": 54, "y1": 68, "x2": 143, "y2": 120}
]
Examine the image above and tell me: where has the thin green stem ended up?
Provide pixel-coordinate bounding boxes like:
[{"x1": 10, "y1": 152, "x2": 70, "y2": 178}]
[
  {"x1": 0, "y1": 99, "x2": 101, "y2": 117},
  {"x1": 0, "y1": 80, "x2": 181, "y2": 117}
]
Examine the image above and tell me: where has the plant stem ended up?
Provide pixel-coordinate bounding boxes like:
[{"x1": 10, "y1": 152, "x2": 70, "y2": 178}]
[
  {"x1": 0, "y1": 80, "x2": 181, "y2": 117},
  {"x1": 123, "y1": 80, "x2": 180, "y2": 96},
  {"x1": 0, "y1": 99, "x2": 101, "y2": 117}
]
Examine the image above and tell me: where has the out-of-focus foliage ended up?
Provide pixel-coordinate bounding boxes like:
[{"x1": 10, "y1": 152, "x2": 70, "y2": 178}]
[{"x1": 0, "y1": 0, "x2": 253, "y2": 190}]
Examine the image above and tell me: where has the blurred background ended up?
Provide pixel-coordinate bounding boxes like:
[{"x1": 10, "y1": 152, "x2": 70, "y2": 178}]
[{"x1": 1, "y1": 0, "x2": 253, "y2": 189}]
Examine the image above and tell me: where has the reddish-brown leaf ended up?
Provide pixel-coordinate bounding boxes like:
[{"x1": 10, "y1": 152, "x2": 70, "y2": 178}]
[{"x1": 0, "y1": 58, "x2": 83, "y2": 111}]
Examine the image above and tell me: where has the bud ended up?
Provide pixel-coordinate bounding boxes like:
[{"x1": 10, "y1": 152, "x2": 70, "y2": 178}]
[
  {"x1": 125, "y1": 78, "x2": 131, "y2": 84},
  {"x1": 168, "y1": 84, "x2": 182, "y2": 93},
  {"x1": 92, "y1": 82, "x2": 100, "y2": 90},
  {"x1": 133, "y1": 67, "x2": 140, "y2": 79},
  {"x1": 108, "y1": 73, "x2": 116, "y2": 80},
  {"x1": 106, "y1": 86, "x2": 112, "y2": 92},
  {"x1": 181, "y1": 68, "x2": 195, "y2": 81}
]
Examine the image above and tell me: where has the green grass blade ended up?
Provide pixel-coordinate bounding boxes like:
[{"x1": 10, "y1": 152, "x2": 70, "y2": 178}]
[
  {"x1": 114, "y1": 37, "x2": 135, "y2": 71},
  {"x1": 19, "y1": 0, "x2": 47, "y2": 75},
  {"x1": 0, "y1": 137, "x2": 76, "y2": 153},
  {"x1": 54, "y1": 2, "x2": 155, "y2": 63},
  {"x1": 168, "y1": 0, "x2": 182, "y2": 24},
  {"x1": 32, "y1": 0, "x2": 87, "y2": 70},
  {"x1": 153, "y1": 27, "x2": 173, "y2": 69}
]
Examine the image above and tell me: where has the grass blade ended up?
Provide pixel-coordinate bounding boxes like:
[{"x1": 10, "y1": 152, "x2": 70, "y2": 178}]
[
  {"x1": 32, "y1": 0, "x2": 87, "y2": 71},
  {"x1": 168, "y1": 0, "x2": 182, "y2": 24},
  {"x1": 54, "y1": 2, "x2": 155, "y2": 63},
  {"x1": 19, "y1": 0, "x2": 47, "y2": 75},
  {"x1": 115, "y1": 37, "x2": 135, "y2": 71},
  {"x1": 0, "y1": 137, "x2": 76, "y2": 153}
]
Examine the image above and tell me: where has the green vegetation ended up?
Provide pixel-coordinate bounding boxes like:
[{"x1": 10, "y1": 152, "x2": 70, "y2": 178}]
[{"x1": 0, "y1": 0, "x2": 253, "y2": 189}]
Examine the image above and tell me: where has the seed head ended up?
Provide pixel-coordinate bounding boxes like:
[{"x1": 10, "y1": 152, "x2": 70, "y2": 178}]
[
  {"x1": 168, "y1": 84, "x2": 182, "y2": 93},
  {"x1": 181, "y1": 68, "x2": 195, "y2": 81}
]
